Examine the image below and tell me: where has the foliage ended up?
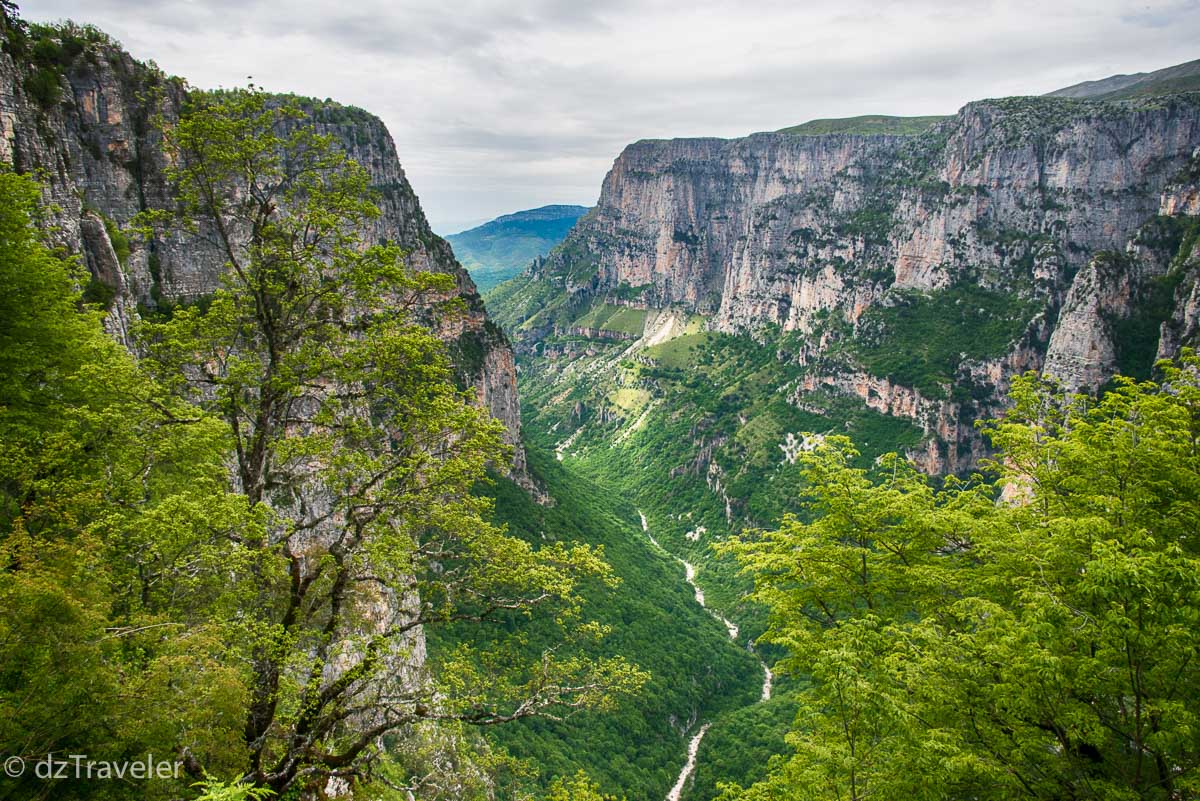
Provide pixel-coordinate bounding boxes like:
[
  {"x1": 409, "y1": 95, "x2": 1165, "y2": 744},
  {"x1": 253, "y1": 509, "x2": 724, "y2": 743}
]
[
  {"x1": 835, "y1": 202, "x2": 895, "y2": 245},
  {"x1": 192, "y1": 778, "x2": 274, "y2": 801},
  {"x1": 23, "y1": 65, "x2": 61, "y2": 107},
  {"x1": 571, "y1": 303, "x2": 648, "y2": 337},
  {"x1": 777, "y1": 115, "x2": 951, "y2": 136},
  {"x1": 1110, "y1": 216, "x2": 1200, "y2": 380},
  {"x1": 80, "y1": 275, "x2": 117, "y2": 308},
  {"x1": 0, "y1": 167, "x2": 247, "y2": 799},
  {"x1": 544, "y1": 770, "x2": 623, "y2": 801},
  {"x1": 853, "y1": 282, "x2": 1037, "y2": 396},
  {"x1": 450, "y1": 318, "x2": 508, "y2": 387},
  {"x1": 720, "y1": 360, "x2": 1200, "y2": 800},
  {"x1": 101, "y1": 214, "x2": 130, "y2": 267},
  {"x1": 500, "y1": 314, "x2": 924, "y2": 797},
  {"x1": 131, "y1": 86, "x2": 643, "y2": 796},
  {"x1": 472, "y1": 447, "x2": 758, "y2": 799},
  {"x1": 484, "y1": 271, "x2": 583, "y2": 334},
  {"x1": 7, "y1": 17, "x2": 113, "y2": 108},
  {"x1": 447, "y1": 205, "x2": 589, "y2": 293},
  {"x1": 690, "y1": 694, "x2": 799, "y2": 801},
  {"x1": 643, "y1": 330, "x2": 716, "y2": 369}
]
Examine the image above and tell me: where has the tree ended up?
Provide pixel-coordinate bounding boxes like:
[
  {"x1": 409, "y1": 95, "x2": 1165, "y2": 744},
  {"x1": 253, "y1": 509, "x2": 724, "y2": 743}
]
[
  {"x1": 544, "y1": 770, "x2": 624, "y2": 801},
  {"x1": 716, "y1": 444, "x2": 995, "y2": 801},
  {"x1": 721, "y1": 363, "x2": 1200, "y2": 801},
  {"x1": 0, "y1": 167, "x2": 247, "y2": 800},
  {"x1": 137, "y1": 87, "x2": 642, "y2": 796}
]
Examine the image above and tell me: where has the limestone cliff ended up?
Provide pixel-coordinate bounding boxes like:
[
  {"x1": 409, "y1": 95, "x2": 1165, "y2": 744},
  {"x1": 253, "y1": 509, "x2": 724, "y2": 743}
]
[
  {"x1": 0, "y1": 19, "x2": 529, "y2": 479},
  {"x1": 501, "y1": 93, "x2": 1200, "y2": 473}
]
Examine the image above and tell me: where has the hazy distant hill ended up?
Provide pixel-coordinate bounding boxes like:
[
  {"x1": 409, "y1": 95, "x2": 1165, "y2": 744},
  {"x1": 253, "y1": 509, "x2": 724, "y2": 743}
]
[
  {"x1": 1046, "y1": 57, "x2": 1200, "y2": 100},
  {"x1": 448, "y1": 204, "x2": 590, "y2": 292}
]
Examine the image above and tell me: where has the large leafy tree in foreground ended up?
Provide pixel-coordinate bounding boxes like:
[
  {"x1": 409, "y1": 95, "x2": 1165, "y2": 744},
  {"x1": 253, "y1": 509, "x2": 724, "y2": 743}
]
[
  {"x1": 136, "y1": 88, "x2": 642, "y2": 796},
  {"x1": 722, "y1": 362, "x2": 1200, "y2": 801},
  {"x1": 0, "y1": 86, "x2": 641, "y2": 799}
]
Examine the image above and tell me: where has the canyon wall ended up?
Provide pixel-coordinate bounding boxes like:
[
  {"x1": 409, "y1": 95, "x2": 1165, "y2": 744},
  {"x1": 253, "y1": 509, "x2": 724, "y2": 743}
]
[
  {"x1": 513, "y1": 93, "x2": 1200, "y2": 472},
  {"x1": 0, "y1": 24, "x2": 528, "y2": 477}
]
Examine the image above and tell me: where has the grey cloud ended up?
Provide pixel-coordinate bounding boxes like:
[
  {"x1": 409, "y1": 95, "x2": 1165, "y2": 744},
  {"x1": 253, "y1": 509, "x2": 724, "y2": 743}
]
[
  {"x1": 1120, "y1": 0, "x2": 1200, "y2": 28},
  {"x1": 19, "y1": 0, "x2": 1200, "y2": 230}
]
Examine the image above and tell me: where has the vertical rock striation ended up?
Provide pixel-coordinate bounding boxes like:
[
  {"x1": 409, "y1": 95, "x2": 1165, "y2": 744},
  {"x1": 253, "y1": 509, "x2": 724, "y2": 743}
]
[
  {"x1": 0, "y1": 21, "x2": 529, "y2": 480},
  {"x1": 509, "y1": 94, "x2": 1200, "y2": 473}
]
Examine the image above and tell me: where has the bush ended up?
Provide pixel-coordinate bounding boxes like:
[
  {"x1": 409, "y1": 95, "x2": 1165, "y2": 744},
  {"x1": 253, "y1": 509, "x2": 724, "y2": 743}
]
[
  {"x1": 81, "y1": 276, "x2": 116, "y2": 309},
  {"x1": 24, "y1": 66, "x2": 61, "y2": 108}
]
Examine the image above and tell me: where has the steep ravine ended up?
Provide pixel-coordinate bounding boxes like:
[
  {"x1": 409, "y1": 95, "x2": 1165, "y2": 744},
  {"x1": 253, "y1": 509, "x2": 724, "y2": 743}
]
[{"x1": 639, "y1": 511, "x2": 773, "y2": 801}]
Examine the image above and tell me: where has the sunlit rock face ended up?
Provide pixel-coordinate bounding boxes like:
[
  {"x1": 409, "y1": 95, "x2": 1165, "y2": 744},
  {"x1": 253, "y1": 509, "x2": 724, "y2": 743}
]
[{"x1": 521, "y1": 95, "x2": 1200, "y2": 473}]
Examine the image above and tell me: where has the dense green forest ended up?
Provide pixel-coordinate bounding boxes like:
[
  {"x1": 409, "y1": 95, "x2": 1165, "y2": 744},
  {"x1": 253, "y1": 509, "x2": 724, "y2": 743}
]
[
  {"x1": 468, "y1": 448, "x2": 759, "y2": 799},
  {"x1": 721, "y1": 364, "x2": 1200, "y2": 800}
]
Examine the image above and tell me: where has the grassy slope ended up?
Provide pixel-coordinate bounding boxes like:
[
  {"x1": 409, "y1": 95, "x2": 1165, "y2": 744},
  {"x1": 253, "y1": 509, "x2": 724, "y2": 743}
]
[
  {"x1": 1046, "y1": 57, "x2": 1200, "y2": 100},
  {"x1": 484, "y1": 270, "x2": 582, "y2": 334},
  {"x1": 777, "y1": 114, "x2": 950, "y2": 136},
  {"x1": 1094, "y1": 74, "x2": 1200, "y2": 100},
  {"x1": 572, "y1": 303, "x2": 649, "y2": 336}
]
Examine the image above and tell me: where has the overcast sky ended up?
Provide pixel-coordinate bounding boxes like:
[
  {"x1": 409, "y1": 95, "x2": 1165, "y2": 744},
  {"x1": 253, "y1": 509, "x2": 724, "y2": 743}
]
[{"x1": 21, "y1": 0, "x2": 1200, "y2": 233}]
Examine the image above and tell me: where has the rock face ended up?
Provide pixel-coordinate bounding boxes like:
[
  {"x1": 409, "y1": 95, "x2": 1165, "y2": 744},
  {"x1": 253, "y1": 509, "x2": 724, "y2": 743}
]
[
  {"x1": 0, "y1": 22, "x2": 528, "y2": 480},
  {"x1": 513, "y1": 93, "x2": 1200, "y2": 473},
  {"x1": 581, "y1": 133, "x2": 898, "y2": 313},
  {"x1": 547, "y1": 98, "x2": 1199, "y2": 334}
]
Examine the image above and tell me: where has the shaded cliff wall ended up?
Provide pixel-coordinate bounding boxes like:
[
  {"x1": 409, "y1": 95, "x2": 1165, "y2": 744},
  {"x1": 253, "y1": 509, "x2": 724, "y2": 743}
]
[{"x1": 0, "y1": 20, "x2": 528, "y2": 477}]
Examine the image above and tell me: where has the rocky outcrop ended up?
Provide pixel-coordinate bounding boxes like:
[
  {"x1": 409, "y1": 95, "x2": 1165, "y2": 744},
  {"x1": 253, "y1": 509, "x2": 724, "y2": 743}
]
[
  {"x1": 516, "y1": 92, "x2": 1200, "y2": 473},
  {"x1": 544, "y1": 97, "x2": 1199, "y2": 335},
  {"x1": 791, "y1": 371, "x2": 974, "y2": 473},
  {"x1": 578, "y1": 133, "x2": 901, "y2": 313},
  {"x1": 1044, "y1": 252, "x2": 1141, "y2": 391},
  {"x1": 0, "y1": 20, "x2": 529, "y2": 482}
]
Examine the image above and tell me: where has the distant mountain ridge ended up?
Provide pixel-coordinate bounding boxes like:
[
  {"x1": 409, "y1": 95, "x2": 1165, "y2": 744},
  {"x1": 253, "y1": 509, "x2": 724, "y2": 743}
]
[
  {"x1": 487, "y1": 204, "x2": 591, "y2": 224},
  {"x1": 771, "y1": 58, "x2": 1200, "y2": 138},
  {"x1": 1046, "y1": 57, "x2": 1200, "y2": 100},
  {"x1": 448, "y1": 204, "x2": 590, "y2": 292},
  {"x1": 777, "y1": 114, "x2": 951, "y2": 136}
]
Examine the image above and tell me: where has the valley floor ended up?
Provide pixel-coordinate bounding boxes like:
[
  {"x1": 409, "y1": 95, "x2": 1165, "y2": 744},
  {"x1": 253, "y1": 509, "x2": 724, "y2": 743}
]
[
  {"x1": 482, "y1": 308, "x2": 830, "y2": 799},
  {"x1": 637, "y1": 510, "x2": 773, "y2": 800},
  {"x1": 480, "y1": 445, "x2": 769, "y2": 801}
]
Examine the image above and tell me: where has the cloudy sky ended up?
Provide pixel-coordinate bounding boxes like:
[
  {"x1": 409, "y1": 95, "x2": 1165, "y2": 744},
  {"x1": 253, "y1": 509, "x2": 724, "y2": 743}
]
[{"x1": 23, "y1": 0, "x2": 1200, "y2": 233}]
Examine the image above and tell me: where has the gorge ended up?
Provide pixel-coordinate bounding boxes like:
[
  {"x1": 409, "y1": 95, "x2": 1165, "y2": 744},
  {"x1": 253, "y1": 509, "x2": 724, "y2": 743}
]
[
  {"x1": 3, "y1": 5, "x2": 1200, "y2": 799},
  {"x1": 484, "y1": 55, "x2": 1200, "y2": 800}
]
